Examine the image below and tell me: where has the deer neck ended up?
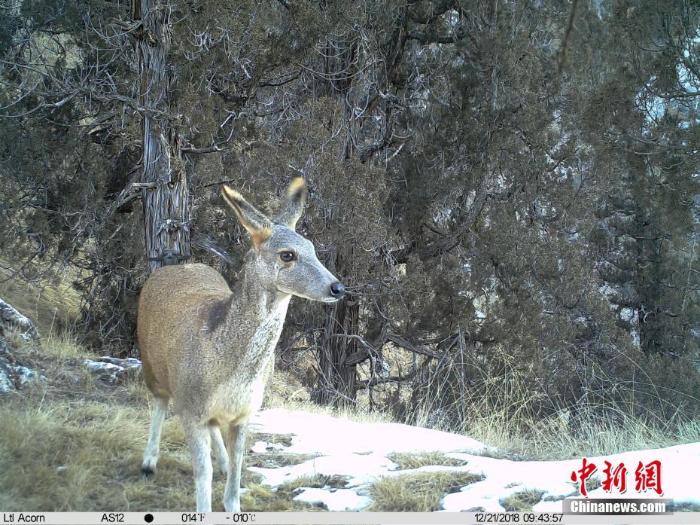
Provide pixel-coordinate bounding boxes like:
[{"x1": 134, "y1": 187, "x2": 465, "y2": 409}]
[{"x1": 220, "y1": 259, "x2": 291, "y2": 367}]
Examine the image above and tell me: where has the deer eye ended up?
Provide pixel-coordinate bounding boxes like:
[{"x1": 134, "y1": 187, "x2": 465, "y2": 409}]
[{"x1": 279, "y1": 251, "x2": 296, "y2": 263}]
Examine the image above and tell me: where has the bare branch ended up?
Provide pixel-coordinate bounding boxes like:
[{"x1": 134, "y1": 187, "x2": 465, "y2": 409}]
[
  {"x1": 357, "y1": 369, "x2": 418, "y2": 389},
  {"x1": 181, "y1": 145, "x2": 222, "y2": 154},
  {"x1": 386, "y1": 333, "x2": 441, "y2": 359}
]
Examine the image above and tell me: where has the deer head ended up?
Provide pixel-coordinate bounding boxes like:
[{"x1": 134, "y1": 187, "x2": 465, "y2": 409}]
[{"x1": 221, "y1": 178, "x2": 345, "y2": 303}]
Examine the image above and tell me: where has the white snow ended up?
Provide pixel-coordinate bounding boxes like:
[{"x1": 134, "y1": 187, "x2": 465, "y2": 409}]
[
  {"x1": 247, "y1": 408, "x2": 700, "y2": 512},
  {"x1": 293, "y1": 488, "x2": 372, "y2": 511},
  {"x1": 251, "y1": 409, "x2": 488, "y2": 457},
  {"x1": 250, "y1": 440, "x2": 286, "y2": 454},
  {"x1": 250, "y1": 451, "x2": 397, "y2": 489}
]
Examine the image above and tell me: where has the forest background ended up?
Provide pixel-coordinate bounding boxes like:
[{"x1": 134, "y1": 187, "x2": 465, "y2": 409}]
[{"x1": 1, "y1": 0, "x2": 698, "y2": 452}]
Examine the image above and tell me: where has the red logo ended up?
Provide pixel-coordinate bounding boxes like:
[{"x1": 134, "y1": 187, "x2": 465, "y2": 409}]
[
  {"x1": 570, "y1": 458, "x2": 663, "y2": 497},
  {"x1": 635, "y1": 460, "x2": 663, "y2": 496},
  {"x1": 602, "y1": 460, "x2": 628, "y2": 493},
  {"x1": 570, "y1": 457, "x2": 597, "y2": 497}
]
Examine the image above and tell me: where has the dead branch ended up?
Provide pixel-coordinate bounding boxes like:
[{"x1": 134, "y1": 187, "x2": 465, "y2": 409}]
[
  {"x1": 386, "y1": 332, "x2": 441, "y2": 358},
  {"x1": 357, "y1": 369, "x2": 418, "y2": 389}
]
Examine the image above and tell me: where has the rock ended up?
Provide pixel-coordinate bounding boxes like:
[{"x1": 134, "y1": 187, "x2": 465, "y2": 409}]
[
  {"x1": 97, "y1": 356, "x2": 142, "y2": 369},
  {"x1": 0, "y1": 360, "x2": 15, "y2": 394},
  {"x1": 0, "y1": 333, "x2": 12, "y2": 358},
  {"x1": 0, "y1": 337, "x2": 46, "y2": 394},
  {"x1": 83, "y1": 356, "x2": 142, "y2": 383},
  {"x1": 0, "y1": 337, "x2": 17, "y2": 394},
  {"x1": 15, "y1": 365, "x2": 46, "y2": 385},
  {"x1": 0, "y1": 298, "x2": 40, "y2": 341}
]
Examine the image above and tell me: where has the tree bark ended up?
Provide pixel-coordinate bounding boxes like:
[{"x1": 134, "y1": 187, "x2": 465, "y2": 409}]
[
  {"x1": 317, "y1": 292, "x2": 359, "y2": 406},
  {"x1": 315, "y1": 249, "x2": 359, "y2": 407},
  {"x1": 133, "y1": 0, "x2": 191, "y2": 272}
]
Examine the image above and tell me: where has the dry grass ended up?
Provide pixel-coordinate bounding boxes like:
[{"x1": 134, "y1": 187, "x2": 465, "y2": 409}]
[
  {"x1": 501, "y1": 490, "x2": 545, "y2": 511},
  {"x1": 240, "y1": 474, "x2": 351, "y2": 511},
  {"x1": 279, "y1": 474, "x2": 349, "y2": 491},
  {"x1": 240, "y1": 484, "x2": 316, "y2": 511},
  {"x1": 0, "y1": 334, "x2": 212, "y2": 513},
  {"x1": 0, "y1": 259, "x2": 81, "y2": 334},
  {"x1": 461, "y1": 406, "x2": 700, "y2": 461},
  {"x1": 388, "y1": 452, "x2": 468, "y2": 470},
  {"x1": 240, "y1": 475, "x2": 344, "y2": 511},
  {"x1": 0, "y1": 398, "x2": 196, "y2": 511},
  {"x1": 266, "y1": 367, "x2": 311, "y2": 406},
  {"x1": 0, "y1": 334, "x2": 319, "y2": 512},
  {"x1": 2, "y1": 327, "x2": 484, "y2": 513},
  {"x1": 369, "y1": 471, "x2": 483, "y2": 511},
  {"x1": 40, "y1": 329, "x2": 92, "y2": 363},
  {"x1": 0, "y1": 362, "x2": 324, "y2": 511},
  {"x1": 266, "y1": 394, "x2": 392, "y2": 427},
  {"x1": 408, "y1": 348, "x2": 700, "y2": 460},
  {"x1": 247, "y1": 452, "x2": 319, "y2": 469},
  {"x1": 5, "y1": 327, "x2": 695, "y2": 511}
]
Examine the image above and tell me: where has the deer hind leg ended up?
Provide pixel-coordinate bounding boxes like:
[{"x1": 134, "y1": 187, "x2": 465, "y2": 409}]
[
  {"x1": 141, "y1": 396, "x2": 168, "y2": 478},
  {"x1": 223, "y1": 423, "x2": 248, "y2": 512},
  {"x1": 184, "y1": 420, "x2": 213, "y2": 512},
  {"x1": 209, "y1": 424, "x2": 229, "y2": 476}
]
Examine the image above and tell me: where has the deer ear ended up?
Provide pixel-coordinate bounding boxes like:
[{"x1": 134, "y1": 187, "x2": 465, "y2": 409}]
[
  {"x1": 221, "y1": 185, "x2": 272, "y2": 247},
  {"x1": 275, "y1": 177, "x2": 307, "y2": 230}
]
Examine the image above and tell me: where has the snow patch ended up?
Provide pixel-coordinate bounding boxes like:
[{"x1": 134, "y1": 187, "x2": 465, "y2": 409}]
[
  {"x1": 250, "y1": 409, "x2": 488, "y2": 457},
  {"x1": 250, "y1": 452, "x2": 396, "y2": 488},
  {"x1": 250, "y1": 440, "x2": 286, "y2": 454},
  {"x1": 248, "y1": 409, "x2": 700, "y2": 512},
  {"x1": 293, "y1": 488, "x2": 371, "y2": 511}
]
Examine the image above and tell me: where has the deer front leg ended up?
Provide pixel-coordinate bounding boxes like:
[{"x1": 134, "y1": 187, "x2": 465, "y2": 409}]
[
  {"x1": 223, "y1": 423, "x2": 247, "y2": 512},
  {"x1": 184, "y1": 420, "x2": 213, "y2": 512}
]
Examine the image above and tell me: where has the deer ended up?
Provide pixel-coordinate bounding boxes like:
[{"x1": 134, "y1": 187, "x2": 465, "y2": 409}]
[{"x1": 136, "y1": 178, "x2": 345, "y2": 511}]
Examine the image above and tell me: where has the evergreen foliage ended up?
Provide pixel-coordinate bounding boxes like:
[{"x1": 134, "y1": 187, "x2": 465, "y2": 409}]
[{"x1": 1, "y1": 0, "x2": 698, "y2": 431}]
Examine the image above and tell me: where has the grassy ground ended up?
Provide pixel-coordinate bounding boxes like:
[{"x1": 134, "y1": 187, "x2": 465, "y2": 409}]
[
  {"x1": 3, "y1": 334, "x2": 699, "y2": 511},
  {"x1": 457, "y1": 404, "x2": 700, "y2": 461},
  {"x1": 387, "y1": 452, "x2": 468, "y2": 470},
  {"x1": 501, "y1": 490, "x2": 546, "y2": 512},
  {"x1": 407, "y1": 361, "x2": 700, "y2": 461},
  {"x1": 0, "y1": 260, "x2": 81, "y2": 334},
  {"x1": 0, "y1": 335, "x2": 336, "y2": 511},
  {"x1": 369, "y1": 472, "x2": 483, "y2": 511},
  {"x1": 1, "y1": 334, "x2": 492, "y2": 512}
]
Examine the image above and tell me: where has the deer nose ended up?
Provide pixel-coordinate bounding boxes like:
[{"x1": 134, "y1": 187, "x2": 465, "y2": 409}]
[{"x1": 330, "y1": 282, "x2": 345, "y2": 298}]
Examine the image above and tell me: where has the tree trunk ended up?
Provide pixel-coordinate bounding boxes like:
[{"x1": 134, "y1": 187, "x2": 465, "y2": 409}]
[
  {"x1": 316, "y1": 250, "x2": 359, "y2": 407},
  {"x1": 315, "y1": 33, "x2": 362, "y2": 406},
  {"x1": 133, "y1": 0, "x2": 190, "y2": 272}
]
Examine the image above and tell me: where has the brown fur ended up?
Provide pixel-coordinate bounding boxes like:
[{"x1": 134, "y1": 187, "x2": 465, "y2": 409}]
[{"x1": 138, "y1": 264, "x2": 231, "y2": 403}]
